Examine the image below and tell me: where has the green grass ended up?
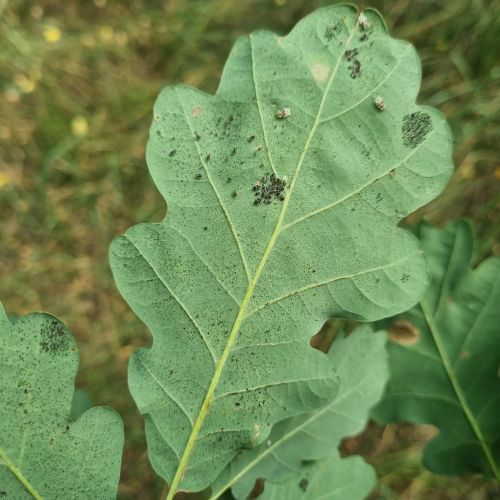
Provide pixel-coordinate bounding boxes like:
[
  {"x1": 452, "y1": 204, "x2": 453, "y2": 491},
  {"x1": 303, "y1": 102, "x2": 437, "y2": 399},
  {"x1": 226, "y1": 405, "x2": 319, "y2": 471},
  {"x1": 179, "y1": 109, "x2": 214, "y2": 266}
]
[{"x1": 1, "y1": 0, "x2": 499, "y2": 498}]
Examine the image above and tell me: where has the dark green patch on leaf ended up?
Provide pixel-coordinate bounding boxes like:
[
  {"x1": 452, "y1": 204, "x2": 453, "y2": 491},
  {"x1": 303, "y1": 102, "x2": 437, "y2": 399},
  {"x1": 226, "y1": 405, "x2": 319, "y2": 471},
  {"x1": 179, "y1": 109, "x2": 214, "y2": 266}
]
[
  {"x1": 402, "y1": 111, "x2": 432, "y2": 148},
  {"x1": 39, "y1": 318, "x2": 70, "y2": 354}
]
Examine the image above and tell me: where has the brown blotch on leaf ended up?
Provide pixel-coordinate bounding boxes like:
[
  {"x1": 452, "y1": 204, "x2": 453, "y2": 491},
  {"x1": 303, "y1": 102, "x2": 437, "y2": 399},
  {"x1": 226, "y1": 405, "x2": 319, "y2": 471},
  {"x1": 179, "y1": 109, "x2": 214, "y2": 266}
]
[
  {"x1": 389, "y1": 320, "x2": 420, "y2": 346},
  {"x1": 275, "y1": 107, "x2": 291, "y2": 119},
  {"x1": 249, "y1": 479, "x2": 265, "y2": 499},
  {"x1": 191, "y1": 106, "x2": 204, "y2": 117},
  {"x1": 310, "y1": 321, "x2": 333, "y2": 353}
]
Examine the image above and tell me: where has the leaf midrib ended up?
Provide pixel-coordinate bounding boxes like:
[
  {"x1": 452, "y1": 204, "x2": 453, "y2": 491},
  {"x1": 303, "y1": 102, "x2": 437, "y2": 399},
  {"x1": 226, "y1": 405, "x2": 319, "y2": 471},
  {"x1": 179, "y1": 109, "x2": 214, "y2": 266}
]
[
  {"x1": 420, "y1": 301, "x2": 500, "y2": 479},
  {"x1": 164, "y1": 15, "x2": 361, "y2": 499}
]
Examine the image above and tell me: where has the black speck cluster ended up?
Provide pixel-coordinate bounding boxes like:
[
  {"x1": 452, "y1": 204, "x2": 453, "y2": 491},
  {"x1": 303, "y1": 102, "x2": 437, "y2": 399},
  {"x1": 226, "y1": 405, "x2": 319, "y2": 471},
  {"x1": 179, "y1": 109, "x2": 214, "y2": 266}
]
[
  {"x1": 252, "y1": 173, "x2": 287, "y2": 205},
  {"x1": 324, "y1": 22, "x2": 342, "y2": 42},
  {"x1": 343, "y1": 48, "x2": 362, "y2": 79}
]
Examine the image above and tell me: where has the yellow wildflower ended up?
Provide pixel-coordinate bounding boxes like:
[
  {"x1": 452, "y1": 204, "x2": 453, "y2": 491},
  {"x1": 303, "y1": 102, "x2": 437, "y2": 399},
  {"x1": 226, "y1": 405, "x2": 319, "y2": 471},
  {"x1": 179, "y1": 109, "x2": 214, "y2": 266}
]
[
  {"x1": 71, "y1": 116, "x2": 89, "y2": 137},
  {"x1": 43, "y1": 26, "x2": 62, "y2": 43}
]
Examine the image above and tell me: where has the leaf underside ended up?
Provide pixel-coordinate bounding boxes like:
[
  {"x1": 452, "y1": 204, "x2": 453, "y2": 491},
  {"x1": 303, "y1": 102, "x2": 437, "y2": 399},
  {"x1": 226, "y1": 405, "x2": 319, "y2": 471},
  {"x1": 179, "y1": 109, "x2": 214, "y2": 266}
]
[
  {"x1": 373, "y1": 220, "x2": 500, "y2": 479},
  {"x1": 109, "y1": 4, "x2": 452, "y2": 493},
  {"x1": 210, "y1": 325, "x2": 387, "y2": 500},
  {"x1": 0, "y1": 304, "x2": 123, "y2": 499},
  {"x1": 259, "y1": 450, "x2": 376, "y2": 500}
]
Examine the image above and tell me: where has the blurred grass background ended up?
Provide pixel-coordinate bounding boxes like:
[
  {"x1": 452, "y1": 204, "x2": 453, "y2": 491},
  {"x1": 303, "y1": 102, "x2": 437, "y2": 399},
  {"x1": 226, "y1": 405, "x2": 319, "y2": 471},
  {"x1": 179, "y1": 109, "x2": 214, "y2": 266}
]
[{"x1": 0, "y1": 0, "x2": 499, "y2": 498}]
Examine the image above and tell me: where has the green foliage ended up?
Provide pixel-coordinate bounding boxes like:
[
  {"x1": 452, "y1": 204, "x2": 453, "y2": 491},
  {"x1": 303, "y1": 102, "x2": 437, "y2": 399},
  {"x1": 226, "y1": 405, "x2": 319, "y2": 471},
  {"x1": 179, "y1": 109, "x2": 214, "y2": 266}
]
[
  {"x1": 258, "y1": 450, "x2": 375, "y2": 500},
  {"x1": 373, "y1": 220, "x2": 500, "y2": 479},
  {"x1": 109, "y1": 5, "x2": 452, "y2": 495},
  {"x1": 69, "y1": 389, "x2": 93, "y2": 423},
  {"x1": 210, "y1": 325, "x2": 387, "y2": 499},
  {"x1": 0, "y1": 304, "x2": 124, "y2": 499}
]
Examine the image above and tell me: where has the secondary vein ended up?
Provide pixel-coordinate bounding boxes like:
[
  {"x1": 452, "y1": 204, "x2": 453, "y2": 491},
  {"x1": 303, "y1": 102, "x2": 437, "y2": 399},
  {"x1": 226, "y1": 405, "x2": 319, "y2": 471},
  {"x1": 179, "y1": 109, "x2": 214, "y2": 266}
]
[
  {"x1": 175, "y1": 88, "x2": 252, "y2": 282},
  {"x1": 250, "y1": 33, "x2": 279, "y2": 177},
  {"x1": 126, "y1": 236, "x2": 218, "y2": 364},
  {"x1": 245, "y1": 257, "x2": 409, "y2": 318},
  {"x1": 0, "y1": 448, "x2": 43, "y2": 500}
]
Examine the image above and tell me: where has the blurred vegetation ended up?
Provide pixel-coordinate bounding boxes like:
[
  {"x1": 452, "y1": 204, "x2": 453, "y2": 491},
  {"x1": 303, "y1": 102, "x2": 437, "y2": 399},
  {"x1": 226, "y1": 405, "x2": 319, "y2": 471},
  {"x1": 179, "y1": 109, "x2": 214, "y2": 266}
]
[{"x1": 0, "y1": 0, "x2": 499, "y2": 498}]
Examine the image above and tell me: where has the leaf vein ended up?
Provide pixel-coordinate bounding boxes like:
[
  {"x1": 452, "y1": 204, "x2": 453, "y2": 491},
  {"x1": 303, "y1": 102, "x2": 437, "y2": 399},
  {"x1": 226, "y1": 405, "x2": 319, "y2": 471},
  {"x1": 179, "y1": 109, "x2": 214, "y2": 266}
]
[
  {"x1": 175, "y1": 87, "x2": 252, "y2": 282},
  {"x1": 125, "y1": 235, "x2": 218, "y2": 364},
  {"x1": 246, "y1": 257, "x2": 410, "y2": 318}
]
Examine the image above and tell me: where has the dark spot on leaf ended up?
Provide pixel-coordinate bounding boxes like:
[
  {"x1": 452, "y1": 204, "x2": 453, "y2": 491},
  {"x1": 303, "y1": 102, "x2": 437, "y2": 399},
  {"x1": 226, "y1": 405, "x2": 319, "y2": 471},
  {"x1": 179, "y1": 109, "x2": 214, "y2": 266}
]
[
  {"x1": 350, "y1": 60, "x2": 362, "y2": 79},
  {"x1": 343, "y1": 49, "x2": 358, "y2": 62},
  {"x1": 40, "y1": 319, "x2": 70, "y2": 355},
  {"x1": 231, "y1": 191, "x2": 237, "y2": 198},
  {"x1": 253, "y1": 173, "x2": 287, "y2": 205},
  {"x1": 343, "y1": 48, "x2": 362, "y2": 79},
  {"x1": 324, "y1": 22, "x2": 342, "y2": 41},
  {"x1": 248, "y1": 135, "x2": 255, "y2": 142},
  {"x1": 205, "y1": 154, "x2": 211, "y2": 161},
  {"x1": 402, "y1": 112, "x2": 432, "y2": 148},
  {"x1": 299, "y1": 478, "x2": 309, "y2": 491},
  {"x1": 195, "y1": 173, "x2": 202, "y2": 179},
  {"x1": 169, "y1": 149, "x2": 176, "y2": 157}
]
